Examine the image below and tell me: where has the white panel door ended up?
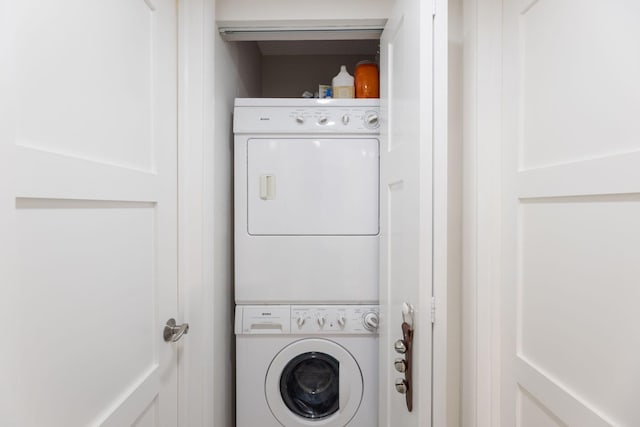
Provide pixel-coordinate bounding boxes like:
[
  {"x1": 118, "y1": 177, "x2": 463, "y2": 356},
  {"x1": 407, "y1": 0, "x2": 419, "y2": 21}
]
[
  {"x1": 501, "y1": 1, "x2": 640, "y2": 426},
  {"x1": 379, "y1": 0, "x2": 433, "y2": 425},
  {"x1": 0, "y1": 1, "x2": 179, "y2": 426}
]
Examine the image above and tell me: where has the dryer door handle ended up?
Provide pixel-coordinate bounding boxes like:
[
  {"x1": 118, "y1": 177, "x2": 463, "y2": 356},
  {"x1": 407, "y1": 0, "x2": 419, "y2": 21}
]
[{"x1": 260, "y1": 174, "x2": 276, "y2": 200}]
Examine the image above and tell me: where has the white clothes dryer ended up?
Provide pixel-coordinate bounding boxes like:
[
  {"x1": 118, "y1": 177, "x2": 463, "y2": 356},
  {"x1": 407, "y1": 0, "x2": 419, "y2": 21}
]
[
  {"x1": 235, "y1": 304, "x2": 379, "y2": 427},
  {"x1": 233, "y1": 98, "x2": 380, "y2": 304}
]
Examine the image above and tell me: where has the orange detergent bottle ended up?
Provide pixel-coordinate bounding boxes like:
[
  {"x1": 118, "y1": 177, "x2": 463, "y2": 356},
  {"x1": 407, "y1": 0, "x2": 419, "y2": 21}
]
[{"x1": 355, "y1": 61, "x2": 379, "y2": 98}]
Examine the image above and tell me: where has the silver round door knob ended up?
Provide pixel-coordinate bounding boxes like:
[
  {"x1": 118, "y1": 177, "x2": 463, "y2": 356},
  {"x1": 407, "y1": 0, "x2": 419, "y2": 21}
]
[{"x1": 163, "y1": 318, "x2": 189, "y2": 342}]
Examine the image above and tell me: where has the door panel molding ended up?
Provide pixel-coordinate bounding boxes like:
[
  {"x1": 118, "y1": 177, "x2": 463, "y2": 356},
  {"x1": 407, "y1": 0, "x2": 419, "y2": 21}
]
[
  {"x1": 98, "y1": 366, "x2": 160, "y2": 427},
  {"x1": 518, "y1": 151, "x2": 640, "y2": 198},
  {"x1": 515, "y1": 358, "x2": 614, "y2": 427}
]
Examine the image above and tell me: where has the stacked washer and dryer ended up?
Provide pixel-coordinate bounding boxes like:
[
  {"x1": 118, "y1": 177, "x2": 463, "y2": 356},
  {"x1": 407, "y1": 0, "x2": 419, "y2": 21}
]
[{"x1": 233, "y1": 98, "x2": 381, "y2": 427}]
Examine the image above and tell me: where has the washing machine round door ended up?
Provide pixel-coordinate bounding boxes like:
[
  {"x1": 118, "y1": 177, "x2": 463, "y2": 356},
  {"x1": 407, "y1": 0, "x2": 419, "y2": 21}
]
[{"x1": 265, "y1": 338, "x2": 363, "y2": 426}]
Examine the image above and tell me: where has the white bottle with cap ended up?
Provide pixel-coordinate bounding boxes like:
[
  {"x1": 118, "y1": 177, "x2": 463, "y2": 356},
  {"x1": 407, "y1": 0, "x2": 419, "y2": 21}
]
[{"x1": 332, "y1": 65, "x2": 354, "y2": 98}]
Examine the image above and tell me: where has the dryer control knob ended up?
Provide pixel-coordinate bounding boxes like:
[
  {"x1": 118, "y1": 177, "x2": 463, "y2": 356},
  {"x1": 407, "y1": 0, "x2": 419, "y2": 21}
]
[
  {"x1": 295, "y1": 115, "x2": 305, "y2": 124},
  {"x1": 296, "y1": 316, "x2": 305, "y2": 328},
  {"x1": 317, "y1": 316, "x2": 326, "y2": 328},
  {"x1": 363, "y1": 312, "x2": 379, "y2": 331},
  {"x1": 364, "y1": 112, "x2": 379, "y2": 129},
  {"x1": 318, "y1": 116, "x2": 329, "y2": 125},
  {"x1": 342, "y1": 114, "x2": 350, "y2": 125},
  {"x1": 337, "y1": 315, "x2": 346, "y2": 328}
]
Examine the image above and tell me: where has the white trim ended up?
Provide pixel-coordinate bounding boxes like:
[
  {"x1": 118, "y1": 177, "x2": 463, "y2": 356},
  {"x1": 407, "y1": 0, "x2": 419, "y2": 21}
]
[
  {"x1": 177, "y1": 0, "x2": 218, "y2": 426},
  {"x1": 461, "y1": 0, "x2": 478, "y2": 423},
  {"x1": 432, "y1": 0, "x2": 463, "y2": 424},
  {"x1": 462, "y1": 0, "x2": 503, "y2": 426},
  {"x1": 218, "y1": 24, "x2": 384, "y2": 41}
]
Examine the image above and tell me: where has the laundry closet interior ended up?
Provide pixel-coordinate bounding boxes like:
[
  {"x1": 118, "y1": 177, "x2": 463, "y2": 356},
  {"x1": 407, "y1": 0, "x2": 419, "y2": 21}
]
[
  {"x1": 197, "y1": 0, "x2": 462, "y2": 425},
  {"x1": 218, "y1": 11, "x2": 386, "y2": 427}
]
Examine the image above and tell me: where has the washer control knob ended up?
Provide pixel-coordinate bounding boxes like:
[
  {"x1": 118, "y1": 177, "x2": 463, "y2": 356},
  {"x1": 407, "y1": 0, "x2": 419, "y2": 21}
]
[
  {"x1": 342, "y1": 114, "x2": 350, "y2": 125},
  {"x1": 317, "y1": 315, "x2": 326, "y2": 328},
  {"x1": 296, "y1": 316, "x2": 305, "y2": 328},
  {"x1": 363, "y1": 312, "x2": 379, "y2": 331},
  {"x1": 295, "y1": 115, "x2": 305, "y2": 124},
  {"x1": 318, "y1": 116, "x2": 329, "y2": 125},
  {"x1": 337, "y1": 315, "x2": 346, "y2": 328},
  {"x1": 364, "y1": 112, "x2": 379, "y2": 128}
]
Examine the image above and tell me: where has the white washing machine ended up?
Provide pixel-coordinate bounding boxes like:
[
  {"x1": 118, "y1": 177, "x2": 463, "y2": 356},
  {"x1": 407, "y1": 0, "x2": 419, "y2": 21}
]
[
  {"x1": 235, "y1": 304, "x2": 379, "y2": 427},
  {"x1": 233, "y1": 98, "x2": 380, "y2": 304}
]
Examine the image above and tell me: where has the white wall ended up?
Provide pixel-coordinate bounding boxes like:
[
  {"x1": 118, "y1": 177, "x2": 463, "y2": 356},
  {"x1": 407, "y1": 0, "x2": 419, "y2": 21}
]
[
  {"x1": 212, "y1": 33, "x2": 261, "y2": 427},
  {"x1": 179, "y1": 2, "x2": 261, "y2": 426}
]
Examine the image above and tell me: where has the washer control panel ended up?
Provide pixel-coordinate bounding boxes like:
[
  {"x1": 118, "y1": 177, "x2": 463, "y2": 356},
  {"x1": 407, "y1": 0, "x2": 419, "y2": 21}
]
[
  {"x1": 235, "y1": 305, "x2": 379, "y2": 335},
  {"x1": 292, "y1": 305, "x2": 379, "y2": 334}
]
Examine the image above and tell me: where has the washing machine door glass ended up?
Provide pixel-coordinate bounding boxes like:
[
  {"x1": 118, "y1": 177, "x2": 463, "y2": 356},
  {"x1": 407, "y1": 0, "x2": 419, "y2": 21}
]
[
  {"x1": 266, "y1": 338, "x2": 363, "y2": 426},
  {"x1": 280, "y1": 352, "x2": 339, "y2": 419}
]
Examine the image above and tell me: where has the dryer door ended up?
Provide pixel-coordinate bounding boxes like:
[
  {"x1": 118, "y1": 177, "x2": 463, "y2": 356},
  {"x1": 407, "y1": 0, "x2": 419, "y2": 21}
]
[
  {"x1": 247, "y1": 138, "x2": 379, "y2": 236},
  {"x1": 265, "y1": 338, "x2": 363, "y2": 426}
]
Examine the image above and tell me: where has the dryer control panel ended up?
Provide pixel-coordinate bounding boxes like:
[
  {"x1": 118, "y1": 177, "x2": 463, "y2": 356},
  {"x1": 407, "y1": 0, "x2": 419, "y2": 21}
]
[
  {"x1": 234, "y1": 99, "x2": 380, "y2": 134},
  {"x1": 235, "y1": 305, "x2": 379, "y2": 335}
]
